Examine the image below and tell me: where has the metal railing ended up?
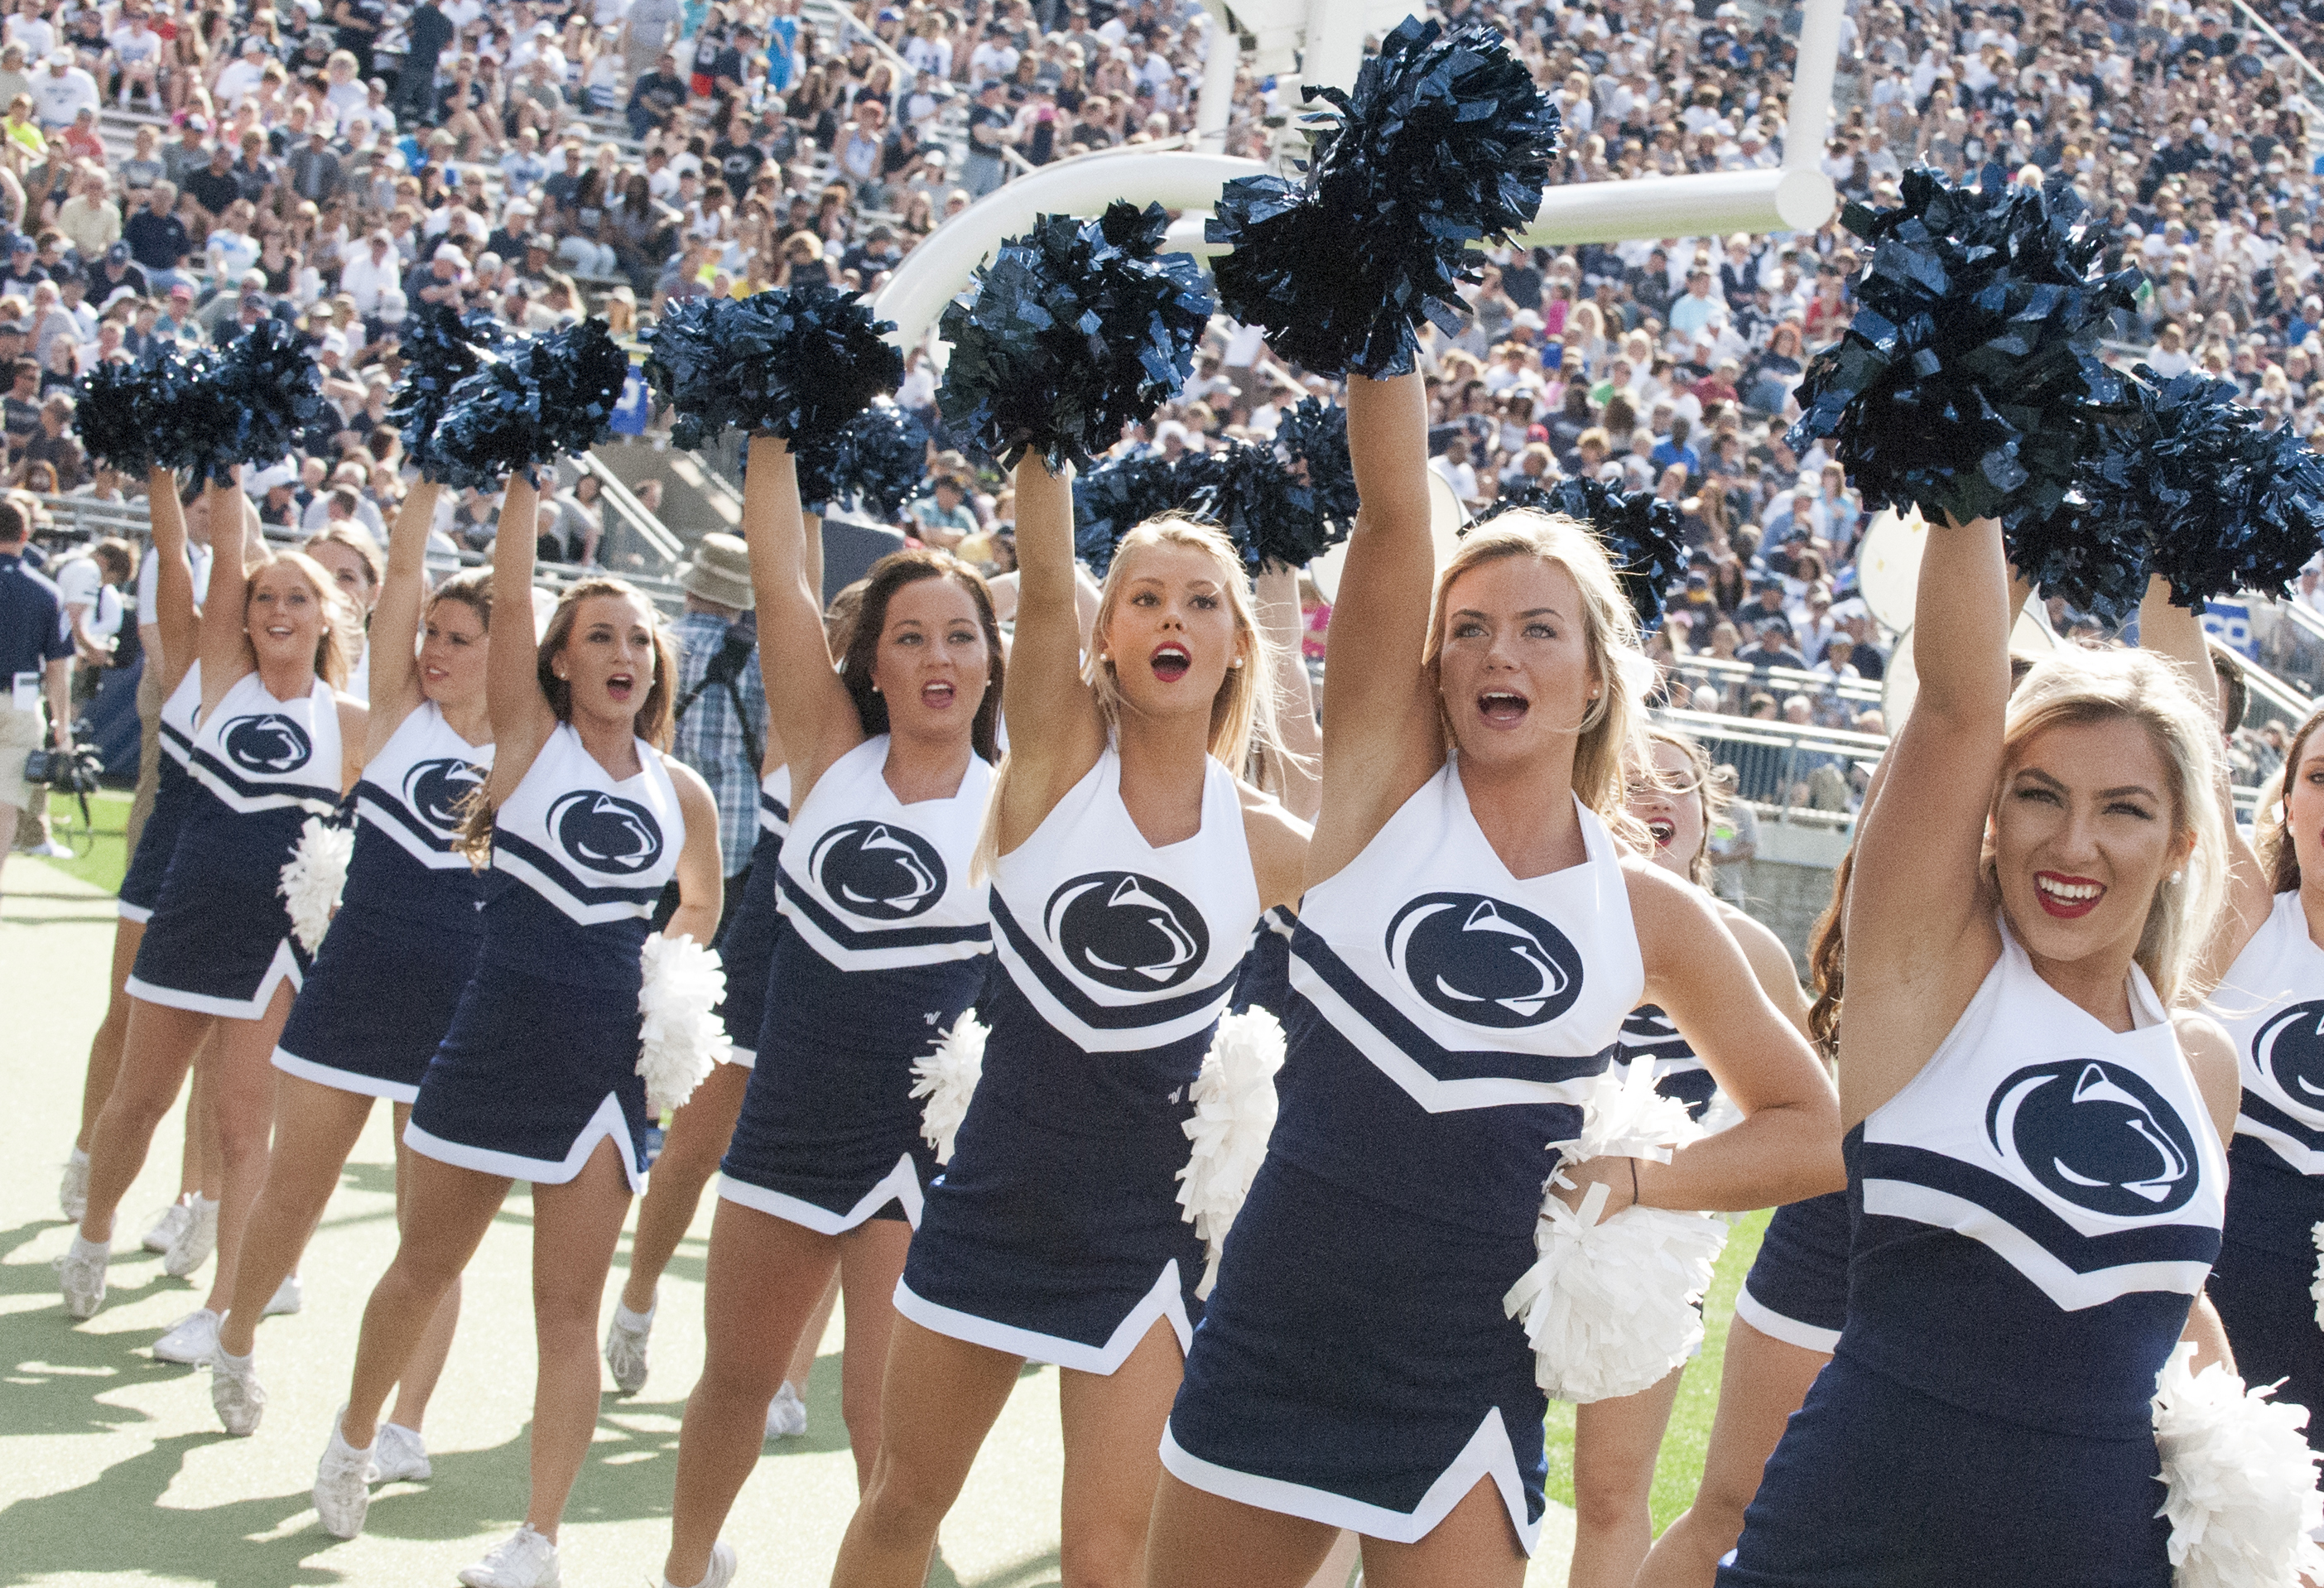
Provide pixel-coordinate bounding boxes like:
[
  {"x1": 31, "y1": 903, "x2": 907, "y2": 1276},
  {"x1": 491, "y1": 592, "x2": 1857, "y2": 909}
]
[
  {"x1": 1661, "y1": 652, "x2": 1884, "y2": 714},
  {"x1": 1657, "y1": 706, "x2": 1886, "y2": 821}
]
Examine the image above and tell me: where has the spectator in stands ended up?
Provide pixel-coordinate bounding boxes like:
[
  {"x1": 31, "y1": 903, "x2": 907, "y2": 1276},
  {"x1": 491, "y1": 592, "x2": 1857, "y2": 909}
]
[
  {"x1": 31, "y1": 48, "x2": 94, "y2": 131},
  {"x1": 667, "y1": 532, "x2": 768, "y2": 926}
]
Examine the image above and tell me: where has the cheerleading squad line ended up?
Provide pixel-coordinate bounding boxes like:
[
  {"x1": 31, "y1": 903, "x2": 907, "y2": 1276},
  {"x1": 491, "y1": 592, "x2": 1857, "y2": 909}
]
[{"x1": 51, "y1": 368, "x2": 2324, "y2": 1588}]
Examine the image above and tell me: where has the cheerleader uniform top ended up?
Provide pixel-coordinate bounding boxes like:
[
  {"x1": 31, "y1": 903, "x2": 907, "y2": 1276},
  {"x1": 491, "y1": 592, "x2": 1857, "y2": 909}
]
[
  {"x1": 183, "y1": 670, "x2": 344, "y2": 827},
  {"x1": 482, "y1": 721, "x2": 682, "y2": 986},
  {"x1": 1270, "y1": 763, "x2": 1643, "y2": 1235},
  {"x1": 770, "y1": 734, "x2": 992, "y2": 1053},
  {"x1": 1624, "y1": 1004, "x2": 1720, "y2": 1120},
  {"x1": 1846, "y1": 923, "x2": 2224, "y2": 1438},
  {"x1": 715, "y1": 764, "x2": 792, "y2": 1066},
  {"x1": 117, "y1": 662, "x2": 201, "y2": 922},
  {"x1": 2203, "y1": 889, "x2": 2324, "y2": 1255},
  {"x1": 895, "y1": 747, "x2": 1258, "y2": 1368},
  {"x1": 346, "y1": 701, "x2": 493, "y2": 928}
]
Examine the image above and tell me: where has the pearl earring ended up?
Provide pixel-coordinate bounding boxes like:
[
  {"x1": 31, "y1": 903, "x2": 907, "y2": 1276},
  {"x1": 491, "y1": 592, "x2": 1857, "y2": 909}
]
[
  {"x1": 2168, "y1": 869, "x2": 2183, "y2": 885},
  {"x1": 1229, "y1": 658, "x2": 1244, "y2": 669}
]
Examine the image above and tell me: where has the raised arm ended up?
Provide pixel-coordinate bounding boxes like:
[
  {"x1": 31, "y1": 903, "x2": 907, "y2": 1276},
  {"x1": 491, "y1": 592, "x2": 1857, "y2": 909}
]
[
  {"x1": 1306, "y1": 371, "x2": 1446, "y2": 885},
  {"x1": 195, "y1": 470, "x2": 254, "y2": 715},
  {"x1": 992, "y1": 455, "x2": 1105, "y2": 854},
  {"x1": 144, "y1": 466, "x2": 200, "y2": 695},
  {"x1": 1839, "y1": 512, "x2": 2013, "y2": 1125},
  {"x1": 1253, "y1": 561, "x2": 1320, "y2": 824},
  {"x1": 479, "y1": 474, "x2": 557, "y2": 804},
  {"x1": 742, "y1": 432, "x2": 861, "y2": 802},
  {"x1": 364, "y1": 479, "x2": 441, "y2": 756}
]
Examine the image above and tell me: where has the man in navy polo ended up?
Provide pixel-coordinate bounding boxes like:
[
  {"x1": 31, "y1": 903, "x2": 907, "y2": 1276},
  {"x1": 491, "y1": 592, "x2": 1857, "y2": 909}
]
[{"x1": 0, "y1": 497, "x2": 72, "y2": 894}]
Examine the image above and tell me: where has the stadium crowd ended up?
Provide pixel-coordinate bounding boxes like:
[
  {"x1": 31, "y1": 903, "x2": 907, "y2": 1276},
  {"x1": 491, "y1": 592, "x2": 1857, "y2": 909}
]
[{"x1": 9, "y1": 0, "x2": 2324, "y2": 808}]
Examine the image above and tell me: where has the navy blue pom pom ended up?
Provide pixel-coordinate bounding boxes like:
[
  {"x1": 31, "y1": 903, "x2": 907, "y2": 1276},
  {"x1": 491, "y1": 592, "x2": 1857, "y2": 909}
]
[
  {"x1": 75, "y1": 343, "x2": 197, "y2": 475},
  {"x1": 219, "y1": 315, "x2": 331, "y2": 474},
  {"x1": 2078, "y1": 365, "x2": 2324, "y2": 613},
  {"x1": 1071, "y1": 452, "x2": 1205, "y2": 576},
  {"x1": 1477, "y1": 474, "x2": 1686, "y2": 631},
  {"x1": 389, "y1": 305, "x2": 509, "y2": 475},
  {"x1": 937, "y1": 200, "x2": 1211, "y2": 473},
  {"x1": 642, "y1": 286, "x2": 901, "y2": 452},
  {"x1": 1787, "y1": 167, "x2": 2135, "y2": 534},
  {"x1": 1206, "y1": 18, "x2": 1560, "y2": 378},
  {"x1": 1265, "y1": 397, "x2": 1361, "y2": 565},
  {"x1": 793, "y1": 401, "x2": 930, "y2": 520},
  {"x1": 431, "y1": 319, "x2": 631, "y2": 490}
]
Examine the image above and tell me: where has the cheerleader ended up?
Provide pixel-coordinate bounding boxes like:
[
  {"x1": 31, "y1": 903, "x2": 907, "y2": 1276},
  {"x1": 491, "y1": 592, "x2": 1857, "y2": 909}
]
[
  {"x1": 604, "y1": 519, "x2": 834, "y2": 1439},
  {"x1": 1720, "y1": 513, "x2": 2237, "y2": 1585},
  {"x1": 58, "y1": 472, "x2": 363, "y2": 1344},
  {"x1": 1144, "y1": 373, "x2": 1836, "y2": 1587},
  {"x1": 309, "y1": 476, "x2": 720, "y2": 1588},
  {"x1": 658, "y1": 435, "x2": 999, "y2": 1588},
  {"x1": 827, "y1": 466, "x2": 1311, "y2": 1588},
  {"x1": 304, "y1": 525, "x2": 382, "y2": 701},
  {"x1": 205, "y1": 482, "x2": 489, "y2": 1463},
  {"x1": 1567, "y1": 724, "x2": 1817, "y2": 1588}
]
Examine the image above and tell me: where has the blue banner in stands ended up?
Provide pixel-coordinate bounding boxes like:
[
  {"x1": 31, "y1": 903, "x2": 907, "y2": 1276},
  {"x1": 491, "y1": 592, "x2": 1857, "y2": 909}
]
[
  {"x1": 2200, "y1": 599, "x2": 2257, "y2": 659},
  {"x1": 609, "y1": 366, "x2": 650, "y2": 437}
]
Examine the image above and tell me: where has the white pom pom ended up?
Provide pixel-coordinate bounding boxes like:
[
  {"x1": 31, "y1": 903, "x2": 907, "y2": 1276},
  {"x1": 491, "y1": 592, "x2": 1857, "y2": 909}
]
[
  {"x1": 277, "y1": 816, "x2": 354, "y2": 953},
  {"x1": 2312, "y1": 1222, "x2": 2324, "y2": 1335},
  {"x1": 2152, "y1": 1340, "x2": 2324, "y2": 1588},
  {"x1": 910, "y1": 1015, "x2": 988, "y2": 1165},
  {"x1": 1176, "y1": 1009, "x2": 1287, "y2": 1299},
  {"x1": 637, "y1": 933, "x2": 729, "y2": 1118},
  {"x1": 1502, "y1": 1057, "x2": 1727, "y2": 1403}
]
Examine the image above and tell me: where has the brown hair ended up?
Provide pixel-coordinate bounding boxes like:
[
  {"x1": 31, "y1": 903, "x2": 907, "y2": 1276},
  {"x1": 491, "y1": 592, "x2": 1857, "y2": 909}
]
[
  {"x1": 307, "y1": 522, "x2": 383, "y2": 590},
  {"x1": 1805, "y1": 845, "x2": 1855, "y2": 1060},
  {"x1": 840, "y1": 550, "x2": 1003, "y2": 762},
  {"x1": 426, "y1": 565, "x2": 493, "y2": 629},
  {"x1": 1641, "y1": 722, "x2": 1730, "y2": 890},
  {"x1": 2259, "y1": 700, "x2": 2324, "y2": 895}
]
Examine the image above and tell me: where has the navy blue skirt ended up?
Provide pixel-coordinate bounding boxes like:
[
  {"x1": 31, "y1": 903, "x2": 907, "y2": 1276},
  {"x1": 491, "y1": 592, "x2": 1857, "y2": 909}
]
[
  {"x1": 1162, "y1": 1155, "x2": 1552, "y2": 1552},
  {"x1": 713, "y1": 836, "x2": 783, "y2": 1066},
  {"x1": 273, "y1": 904, "x2": 482, "y2": 1104},
  {"x1": 404, "y1": 958, "x2": 649, "y2": 1192},
  {"x1": 117, "y1": 767, "x2": 194, "y2": 922},
  {"x1": 896, "y1": 979, "x2": 1208, "y2": 1373},
  {"x1": 716, "y1": 935, "x2": 984, "y2": 1233},
  {"x1": 1735, "y1": 1191, "x2": 1852, "y2": 1355},
  {"x1": 1720, "y1": 1350, "x2": 2172, "y2": 1586},
  {"x1": 2208, "y1": 1154, "x2": 2324, "y2": 1452},
  {"x1": 125, "y1": 805, "x2": 310, "y2": 1019}
]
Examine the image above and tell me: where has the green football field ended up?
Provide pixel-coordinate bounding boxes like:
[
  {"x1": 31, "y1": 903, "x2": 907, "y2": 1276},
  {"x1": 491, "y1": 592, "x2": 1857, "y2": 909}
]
[{"x1": 1, "y1": 838, "x2": 1766, "y2": 1586}]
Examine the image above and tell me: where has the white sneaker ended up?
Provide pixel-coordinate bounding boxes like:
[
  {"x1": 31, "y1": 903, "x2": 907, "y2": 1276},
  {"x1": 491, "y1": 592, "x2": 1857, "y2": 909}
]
[
  {"x1": 59, "y1": 1150, "x2": 88, "y2": 1222},
  {"x1": 373, "y1": 1422, "x2": 431, "y2": 1482},
  {"x1": 152, "y1": 1307, "x2": 221, "y2": 1364},
  {"x1": 311, "y1": 1409, "x2": 374, "y2": 1539},
  {"x1": 457, "y1": 1524, "x2": 561, "y2": 1587},
  {"x1": 604, "y1": 1299, "x2": 653, "y2": 1394},
  {"x1": 209, "y1": 1347, "x2": 265, "y2": 1436},
  {"x1": 263, "y1": 1274, "x2": 303, "y2": 1316},
  {"x1": 142, "y1": 1201, "x2": 190, "y2": 1254},
  {"x1": 55, "y1": 1234, "x2": 108, "y2": 1319},
  {"x1": 764, "y1": 1380, "x2": 807, "y2": 1440},
  {"x1": 664, "y1": 1542, "x2": 738, "y2": 1588},
  {"x1": 161, "y1": 1198, "x2": 219, "y2": 1279},
  {"x1": 27, "y1": 839, "x2": 73, "y2": 858}
]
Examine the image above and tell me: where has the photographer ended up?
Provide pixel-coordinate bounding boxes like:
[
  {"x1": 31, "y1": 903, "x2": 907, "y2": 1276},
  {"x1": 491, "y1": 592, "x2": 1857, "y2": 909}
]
[
  {"x1": 667, "y1": 532, "x2": 767, "y2": 936},
  {"x1": 0, "y1": 494, "x2": 71, "y2": 894},
  {"x1": 53, "y1": 533, "x2": 129, "y2": 682}
]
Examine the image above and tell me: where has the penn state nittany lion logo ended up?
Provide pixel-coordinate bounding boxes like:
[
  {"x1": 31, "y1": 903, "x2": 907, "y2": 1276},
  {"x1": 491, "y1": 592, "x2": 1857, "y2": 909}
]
[
  {"x1": 2253, "y1": 1001, "x2": 2324, "y2": 1118},
  {"x1": 221, "y1": 714, "x2": 313, "y2": 775},
  {"x1": 403, "y1": 757, "x2": 487, "y2": 835},
  {"x1": 811, "y1": 820, "x2": 946, "y2": 921},
  {"x1": 1043, "y1": 872, "x2": 1210, "y2": 992},
  {"x1": 547, "y1": 789, "x2": 664, "y2": 875},
  {"x1": 1985, "y1": 1060, "x2": 2200, "y2": 1218},
  {"x1": 1384, "y1": 893, "x2": 1584, "y2": 1029}
]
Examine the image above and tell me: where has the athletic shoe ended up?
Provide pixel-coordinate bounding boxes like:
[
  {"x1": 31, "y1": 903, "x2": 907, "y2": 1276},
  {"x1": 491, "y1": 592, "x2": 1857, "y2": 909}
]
[
  {"x1": 373, "y1": 1422, "x2": 431, "y2": 1482},
  {"x1": 604, "y1": 1299, "x2": 653, "y2": 1394},
  {"x1": 263, "y1": 1274, "x2": 303, "y2": 1316},
  {"x1": 26, "y1": 839, "x2": 73, "y2": 858},
  {"x1": 142, "y1": 1201, "x2": 190, "y2": 1254},
  {"x1": 764, "y1": 1380, "x2": 807, "y2": 1440},
  {"x1": 311, "y1": 1409, "x2": 374, "y2": 1539},
  {"x1": 161, "y1": 1198, "x2": 218, "y2": 1279},
  {"x1": 59, "y1": 1150, "x2": 88, "y2": 1222},
  {"x1": 152, "y1": 1307, "x2": 221, "y2": 1364},
  {"x1": 457, "y1": 1525, "x2": 561, "y2": 1587},
  {"x1": 209, "y1": 1348, "x2": 265, "y2": 1436},
  {"x1": 663, "y1": 1542, "x2": 738, "y2": 1588},
  {"x1": 54, "y1": 1234, "x2": 108, "y2": 1319}
]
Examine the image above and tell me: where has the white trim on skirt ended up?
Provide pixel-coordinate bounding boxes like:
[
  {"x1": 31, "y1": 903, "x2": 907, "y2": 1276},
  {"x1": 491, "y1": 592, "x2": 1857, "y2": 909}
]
[
  {"x1": 116, "y1": 900, "x2": 152, "y2": 924},
  {"x1": 716, "y1": 1152, "x2": 922, "y2": 1234},
  {"x1": 893, "y1": 1262, "x2": 1192, "y2": 1374},
  {"x1": 271, "y1": 1045, "x2": 421, "y2": 1105},
  {"x1": 1158, "y1": 1406, "x2": 1542, "y2": 1555},
  {"x1": 403, "y1": 1092, "x2": 644, "y2": 1194},
  {"x1": 1732, "y1": 1282, "x2": 1841, "y2": 1356},
  {"x1": 125, "y1": 939, "x2": 302, "y2": 1020},
  {"x1": 720, "y1": 1044, "x2": 756, "y2": 1071}
]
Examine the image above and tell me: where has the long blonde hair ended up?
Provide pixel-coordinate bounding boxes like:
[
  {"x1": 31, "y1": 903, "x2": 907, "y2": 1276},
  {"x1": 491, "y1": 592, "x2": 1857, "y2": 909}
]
[
  {"x1": 1423, "y1": 511, "x2": 1645, "y2": 822},
  {"x1": 1993, "y1": 647, "x2": 2224, "y2": 1005},
  {"x1": 251, "y1": 548, "x2": 358, "y2": 689}
]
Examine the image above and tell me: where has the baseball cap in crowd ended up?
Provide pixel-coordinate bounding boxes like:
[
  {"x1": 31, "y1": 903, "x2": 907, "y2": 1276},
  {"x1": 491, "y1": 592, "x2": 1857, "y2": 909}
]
[
  {"x1": 240, "y1": 36, "x2": 263, "y2": 53},
  {"x1": 184, "y1": 114, "x2": 208, "y2": 132},
  {"x1": 433, "y1": 243, "x2": 468, "y2": 267},
  {"x1": 320, "y1": 330, "x2": 348, "y2": 357},
  {"x1": 239, "y1": 289, "x2": 268, "y2": 315},
  {"x1": 46, "y1": 50, "x2": 70, "y2": 68},
  {"x1": 504, "y1": 197, "x2": 532, "y2": 217},
  {"x1": 247, "y1": 460, "x2": 297, "y2": 493},
  {"x1": 104, "y1": 241, "x2": 130, "y2": 267},
  {"x1": 166, "y1": 282, "x2": 193, "y2": 301},
  {"x1": 7, "y1": 236, "x2": 32, "y2": 256}
]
